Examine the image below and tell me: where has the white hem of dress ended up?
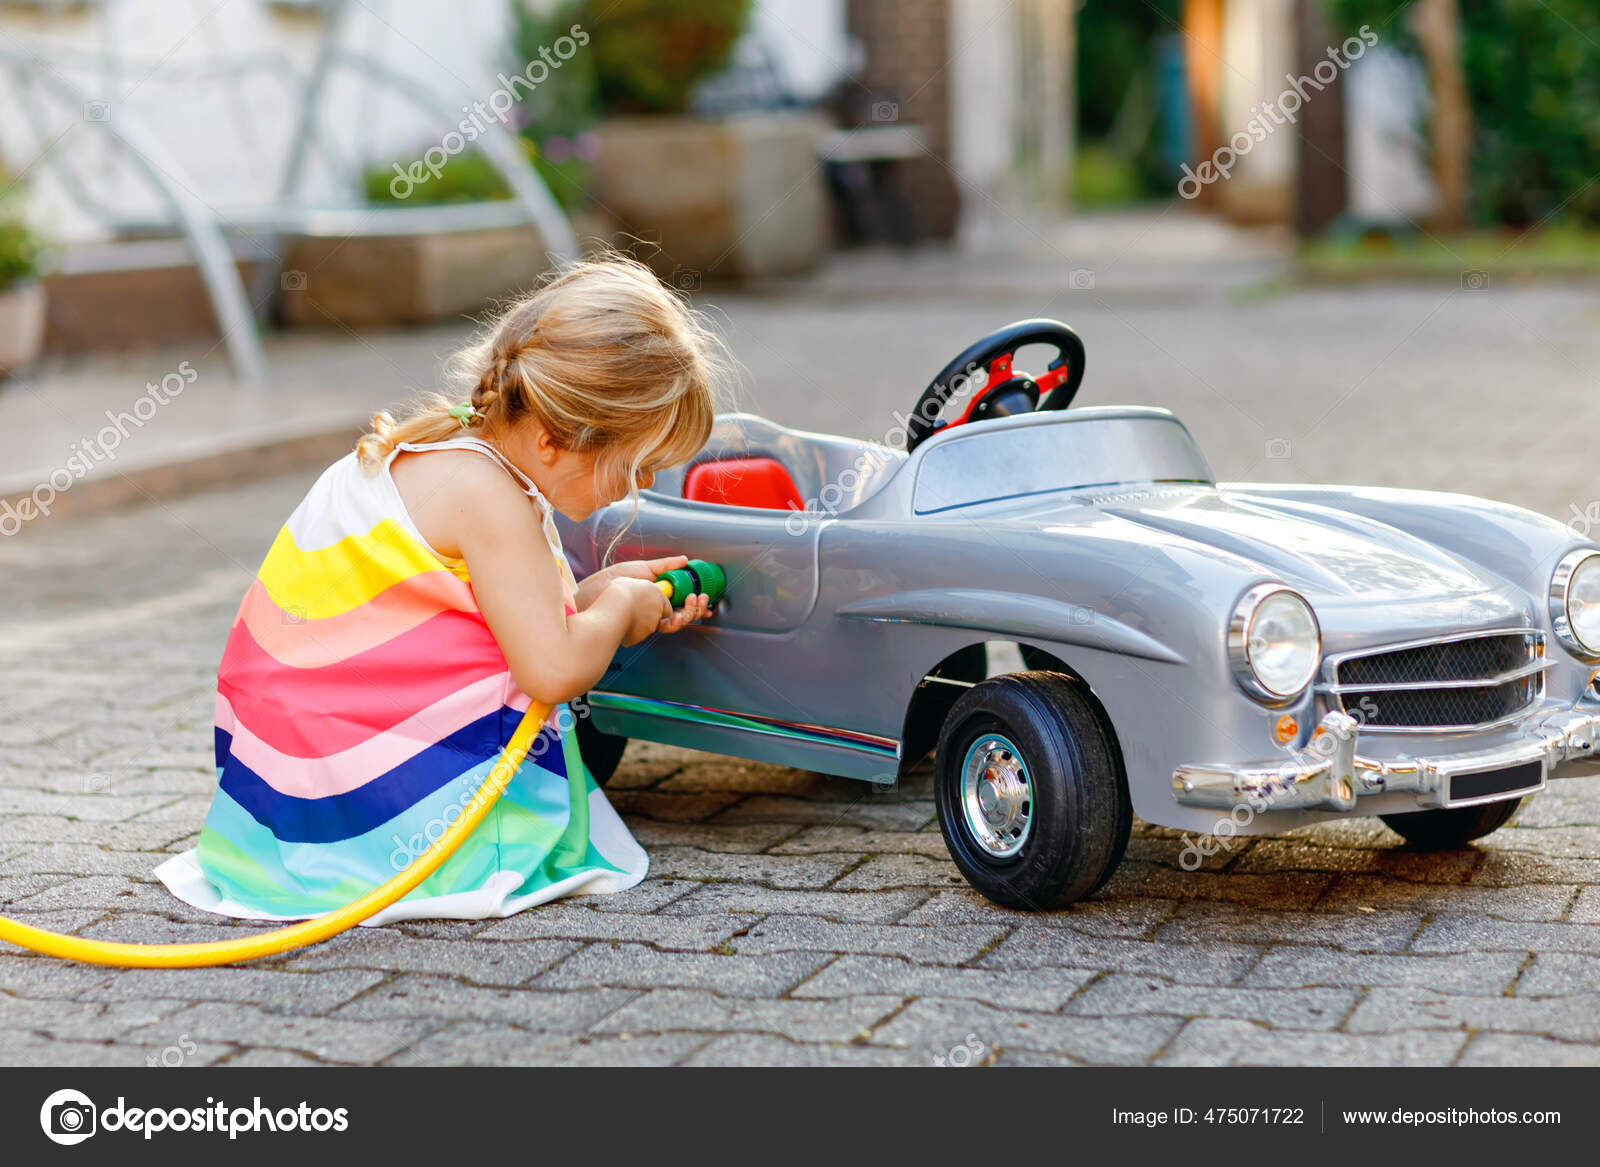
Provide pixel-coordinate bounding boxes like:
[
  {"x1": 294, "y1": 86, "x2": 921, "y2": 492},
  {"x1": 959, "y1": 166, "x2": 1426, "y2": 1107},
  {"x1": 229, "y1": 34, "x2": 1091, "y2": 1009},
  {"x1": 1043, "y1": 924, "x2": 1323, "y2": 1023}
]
[{"x1": 154, "y1": 788, "x2": 648, "y2": 925}]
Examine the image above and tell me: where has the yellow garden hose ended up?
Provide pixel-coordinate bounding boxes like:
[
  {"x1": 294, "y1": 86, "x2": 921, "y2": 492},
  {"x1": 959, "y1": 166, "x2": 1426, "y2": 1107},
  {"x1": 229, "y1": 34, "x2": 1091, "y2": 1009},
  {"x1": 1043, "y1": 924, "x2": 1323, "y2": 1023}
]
[{"x1": 0, "y1": 702, "x2": 552, "y2": 969}]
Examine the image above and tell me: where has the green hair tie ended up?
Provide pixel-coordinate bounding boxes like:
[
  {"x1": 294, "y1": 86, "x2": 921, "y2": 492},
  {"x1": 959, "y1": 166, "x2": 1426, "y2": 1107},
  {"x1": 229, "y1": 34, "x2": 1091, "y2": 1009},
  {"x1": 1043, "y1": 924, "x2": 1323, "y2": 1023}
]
[{"x1": 447, "y1": 402, "x2": 478, "y2": 429}]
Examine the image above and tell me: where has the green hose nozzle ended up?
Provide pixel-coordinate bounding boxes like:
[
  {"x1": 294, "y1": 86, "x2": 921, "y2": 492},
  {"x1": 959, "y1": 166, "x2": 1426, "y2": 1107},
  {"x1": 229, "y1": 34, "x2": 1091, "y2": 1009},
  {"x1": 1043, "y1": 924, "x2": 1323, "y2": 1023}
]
[{"x1": 655, "y1": 559, "x2": 726, "y2": 607}]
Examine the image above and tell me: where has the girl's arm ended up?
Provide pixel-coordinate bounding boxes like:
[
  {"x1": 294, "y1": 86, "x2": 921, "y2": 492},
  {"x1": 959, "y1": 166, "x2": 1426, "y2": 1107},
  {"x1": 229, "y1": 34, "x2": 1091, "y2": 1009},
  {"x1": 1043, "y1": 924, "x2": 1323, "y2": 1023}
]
[{"x1": 448, "y1": 464, "x2": 673, "y2": 706}]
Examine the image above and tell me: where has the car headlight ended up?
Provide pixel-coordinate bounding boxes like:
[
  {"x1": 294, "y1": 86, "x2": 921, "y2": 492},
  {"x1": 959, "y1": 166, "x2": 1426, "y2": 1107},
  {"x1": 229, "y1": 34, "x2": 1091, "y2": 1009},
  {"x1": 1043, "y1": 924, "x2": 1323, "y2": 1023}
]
[
  {"x1": 1550, "y1": 550, "x2": 1600, "y2": 659},
  {"x1": 1229, "y1": 584, "x2": 1321, "y2": 702}
]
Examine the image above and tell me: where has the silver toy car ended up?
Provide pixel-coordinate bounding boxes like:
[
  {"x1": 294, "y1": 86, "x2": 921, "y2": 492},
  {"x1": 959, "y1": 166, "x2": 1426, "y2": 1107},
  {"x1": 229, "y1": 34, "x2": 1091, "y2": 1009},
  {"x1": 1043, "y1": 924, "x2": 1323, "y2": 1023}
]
[{"x1": 556, "y1": 319, "x2": 1600, "y2": 909}]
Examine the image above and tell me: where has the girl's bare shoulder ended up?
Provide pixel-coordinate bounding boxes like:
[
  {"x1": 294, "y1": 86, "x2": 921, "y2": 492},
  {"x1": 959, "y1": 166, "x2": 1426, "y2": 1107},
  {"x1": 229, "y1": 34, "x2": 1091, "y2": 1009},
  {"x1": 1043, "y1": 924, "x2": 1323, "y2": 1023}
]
[{"x1": 389, "y1": 448, "x2": 536, "y2": 559}]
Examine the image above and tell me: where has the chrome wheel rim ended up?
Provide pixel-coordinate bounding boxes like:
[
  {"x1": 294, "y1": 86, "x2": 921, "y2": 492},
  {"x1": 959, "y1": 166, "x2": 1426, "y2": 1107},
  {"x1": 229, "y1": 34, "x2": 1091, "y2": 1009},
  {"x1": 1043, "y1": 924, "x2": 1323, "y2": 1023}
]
[{"x1": 960, "y1": 732, "x2": 1032, "y2": 860}]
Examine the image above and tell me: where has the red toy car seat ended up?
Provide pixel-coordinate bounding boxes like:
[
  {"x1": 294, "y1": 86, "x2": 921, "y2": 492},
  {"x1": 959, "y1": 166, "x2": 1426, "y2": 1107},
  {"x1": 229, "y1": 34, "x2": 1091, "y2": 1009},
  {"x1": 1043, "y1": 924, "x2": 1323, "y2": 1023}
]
[{"x1": 683, "y1": 457, "x2": 805, "y2": 511}]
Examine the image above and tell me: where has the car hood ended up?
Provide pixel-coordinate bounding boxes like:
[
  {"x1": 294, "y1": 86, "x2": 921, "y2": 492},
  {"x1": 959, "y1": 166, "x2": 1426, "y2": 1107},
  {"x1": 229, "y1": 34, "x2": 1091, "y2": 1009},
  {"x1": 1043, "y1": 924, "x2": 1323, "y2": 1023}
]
[{"x1": 1080, "y1": 485, "x2": 1525, "y2": 612}]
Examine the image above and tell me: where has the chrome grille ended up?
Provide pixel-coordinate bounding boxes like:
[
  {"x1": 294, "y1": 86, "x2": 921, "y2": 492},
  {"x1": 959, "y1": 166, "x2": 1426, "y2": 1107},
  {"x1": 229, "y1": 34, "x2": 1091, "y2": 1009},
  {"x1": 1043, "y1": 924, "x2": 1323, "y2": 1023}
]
[{"x1": 1324, "y1": 630, "x2": 1548, "y2": 733}]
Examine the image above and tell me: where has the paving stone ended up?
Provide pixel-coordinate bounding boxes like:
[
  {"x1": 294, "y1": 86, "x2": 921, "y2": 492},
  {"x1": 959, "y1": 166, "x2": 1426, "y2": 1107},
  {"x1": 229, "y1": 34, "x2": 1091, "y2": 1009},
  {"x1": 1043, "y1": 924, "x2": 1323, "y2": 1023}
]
[
  {"x1": 684, "y1": 1033, "x2": 931, "y2": 1066},
  {"x1": 871, "y1": 997, "x2": 1180, "y2": 1065},
  {"x1": 989, "y1": 1047, "x2": 1086, "y2": 1066},
  {"x1": 132, "y1": 1039, "x2": 236, "y2": 1068},
  {"x1": 1567, "y1": 886, "x2": 1600, "y2": 922},
  {"x1": 0, "y1": 784, "x2": 176, "y2": 819},
  {"x1": 624, "y1": 820, "x2": 801, "y2": 854},
  {"x1": 608, "y1": 791, "x2": 743, "y2": 823},
  {"x1": 710, "y1": 795, "x2": 934, "y2": 830},
  {"x1": 792, "y1": 954, "x2": 1097, "y2": 1010},
  {"x1": 276, "y1": 932, "x2": 581, "y2": 986},
  {"x1": 729, "y1": 915, "x2": 1007, "y2": 963},
  {"x1": 0, "y1": 1033, "x2": 170, "y2": 1066},
  {"x1": 476, "y1": 903, "x2": 744, "y2": 949},
  {"x1": 0, "y1": 819, "x2": 193, "y2": 849},
  {"x1": 1152, "y1": 903, "x2": 1423, "y2": 953},
  {"x1": 334, "y1": 976, "x2": 634, "y2": 1031},
  {"x1": 578, "y1": 877, "x2": 701, "y2": 914},
  {"x1": 830, "y1": 854, "x2": 969, "y2": 891},
  {"x1": 1512, "y1": 952, "x2": 1600, "y2": 997},
  {"x1": 384, "y1": 1023, "x2": 707, "y2": 1067},
  {"x1": 0, "y1": 993, "x2": 186, "y2": 1041},
  {"x1": 1233, "y1": 838, "x2": 1482, "y2": 883},
  {"x1": 1457, "y1": 1033, "x2": 1600, "y2": 1067},
  {"x1": 979, "y1": 925, "x2": 1261, "y2": 985},
  {"x1": 220, "y1": 1047, "x2": 330, "y2": 1067},
  {"x1": 592, "y1": 988, "x2": 902, "y2": 1043},
  {"x1": 1318, "y1": 874, "x2": 1576, "y2": 921},
  {"x1": 1411, "y1": 916, "x2": 1600, "y2": 956},
  {"x1": 8, "y1": 874, "x2": 168, "y2": 911},
  {"x1": 643, "y1": 845, "x2": 866, "y2": 888},
  {"x1": 1158, "y1": 1018, "x2": 1466, "y2": 1066},
  {"x1": 532, "y1": 943, "x2": 831, "y2": 997},
  {"x1": 1493, "y1": 826, "x2": 1600, "y2": 859},
  {"x1": 123, "y1": 1002, "x2": 438, "y2": 1065},
  {"x1": 1100, "y1": 861, "x2": 1335, "y2": 910},
  {"x1": 0, "y1": 843, "x2": 175, "y2": 878},
  {"x1": 1066, "y1": 973, "x2": 1358, "y2": 1030},
  {"x1": 656, "y1": 764, "x2": 828, "y2": 795},
  {"x1": 659, "y1": 883, "x2": 928, "y2": 923},
  {"x1": 0, "y1": 954, "x2": 118, "y2": 1000},
  {"x1": 89, "y1": 967, "x2": 388, "y2": 1014},
  {"x1": 556, "y1": 1033, "x2": 710, "y2": 1066},
  {"x1": 1243, "y1": 947, "x2": 1524, "y2": 994},
  {"x1": 1347, "y1": 986, "x2": 1600, "y2": 1042},
  {"x1": 896, "y1": 889, "x2": 1177, "y2": 937},
  {"x1": 1469, "y1": 851, "x2": 1600, "y2": 886},
  {"x1": 0, "y1": 871, "x2": 73, "y2": 901},
  {"x1": 768, "y1": 825, "x2": 952, "y2": 858}
]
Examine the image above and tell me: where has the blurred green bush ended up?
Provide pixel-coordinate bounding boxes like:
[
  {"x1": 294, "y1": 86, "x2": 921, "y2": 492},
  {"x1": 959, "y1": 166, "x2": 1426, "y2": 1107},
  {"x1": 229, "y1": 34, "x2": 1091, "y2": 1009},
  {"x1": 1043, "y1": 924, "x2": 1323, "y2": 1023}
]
[
  {"x1": 576, "y1": 0, "x2": 751, "y2": 115},
  {"x1": 1330, "y1": 0, "x2": 1600, "y2": 226},
  {"x1": 0, "y1": 191, "x2": 46, "y2": 288}
]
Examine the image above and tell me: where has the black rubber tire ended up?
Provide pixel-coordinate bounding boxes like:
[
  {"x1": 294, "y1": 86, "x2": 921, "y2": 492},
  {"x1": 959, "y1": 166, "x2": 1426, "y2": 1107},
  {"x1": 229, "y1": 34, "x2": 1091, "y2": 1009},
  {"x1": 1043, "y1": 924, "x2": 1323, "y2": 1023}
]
[
  {"x1": 1380, "y1": 796, "x2": 1524, "y2": 849},
  {"x1": 934, "y1": 670, "x2": 1130, "y2": 910},
  {"x1": 572, "y1": 700, "x2": 628, "y2": 788}
]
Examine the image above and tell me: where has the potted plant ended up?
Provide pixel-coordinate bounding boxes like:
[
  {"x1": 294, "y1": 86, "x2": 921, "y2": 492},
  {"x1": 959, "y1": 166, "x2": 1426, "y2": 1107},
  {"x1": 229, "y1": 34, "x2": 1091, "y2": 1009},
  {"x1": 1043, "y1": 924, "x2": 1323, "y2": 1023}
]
[
  {"x1": 0, "y1": 191, "x2": 48, "y2": 378},
  {"x1": 573, "y1": 0, "x2": 830, "y2": 281}
]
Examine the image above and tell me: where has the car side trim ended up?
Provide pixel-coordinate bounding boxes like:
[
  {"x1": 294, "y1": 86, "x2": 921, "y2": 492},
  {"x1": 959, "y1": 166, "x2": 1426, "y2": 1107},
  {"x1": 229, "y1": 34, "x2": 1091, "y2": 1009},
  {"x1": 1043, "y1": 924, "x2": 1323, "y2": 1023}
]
[
  {"x1": 585, "y1": 691, "x2": 900, "y2": 757},
  {"x1": 836, "y1": 588, "x2": 1185, "y2": 665}
]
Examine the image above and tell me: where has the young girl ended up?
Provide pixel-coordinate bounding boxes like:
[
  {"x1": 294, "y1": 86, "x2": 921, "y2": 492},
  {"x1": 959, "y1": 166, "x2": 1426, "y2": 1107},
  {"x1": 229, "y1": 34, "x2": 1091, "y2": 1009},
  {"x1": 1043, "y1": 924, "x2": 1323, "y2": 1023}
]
[{"x1": 156, "y1": 256, "x2": 724, "y2": 923}]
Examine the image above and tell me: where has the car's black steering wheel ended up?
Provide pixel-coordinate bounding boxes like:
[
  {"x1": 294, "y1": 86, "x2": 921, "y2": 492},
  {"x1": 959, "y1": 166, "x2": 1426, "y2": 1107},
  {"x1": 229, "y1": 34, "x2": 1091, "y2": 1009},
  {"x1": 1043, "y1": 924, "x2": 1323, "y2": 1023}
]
[{"x1": 904, "y1": 318, "x2": 1087, "y2": 452}]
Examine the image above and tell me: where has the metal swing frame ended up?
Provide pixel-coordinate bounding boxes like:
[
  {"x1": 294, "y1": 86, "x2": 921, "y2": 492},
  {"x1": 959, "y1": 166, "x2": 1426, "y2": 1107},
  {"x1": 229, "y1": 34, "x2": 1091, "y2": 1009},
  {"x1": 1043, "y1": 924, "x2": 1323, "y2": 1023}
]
[{"x1": 0, "y1": 0, "x2": 577, "y2": 380}]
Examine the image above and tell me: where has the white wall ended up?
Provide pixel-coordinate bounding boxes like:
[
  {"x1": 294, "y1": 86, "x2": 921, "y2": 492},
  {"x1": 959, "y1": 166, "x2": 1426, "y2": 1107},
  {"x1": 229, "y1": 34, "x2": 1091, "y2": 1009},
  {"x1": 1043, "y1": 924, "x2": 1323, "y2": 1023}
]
[
  {"x1": 0, "y1": 0, "x2": 535, "y2": 241},
  {"x1": 949, "y1": 0, "x2": 1020, "y2": 204},
  {"x1": 750, "y1": 0, "x2": 849, "y2": 101},
  {"x1": 1219, "y1": 0, "x2": 1297, "y2": 192}
]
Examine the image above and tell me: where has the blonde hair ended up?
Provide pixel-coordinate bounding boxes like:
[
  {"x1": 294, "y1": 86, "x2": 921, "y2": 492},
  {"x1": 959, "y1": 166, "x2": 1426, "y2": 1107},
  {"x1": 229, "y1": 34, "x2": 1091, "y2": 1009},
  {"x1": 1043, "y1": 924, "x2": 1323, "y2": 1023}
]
[{"x1": 357, "y1": 253, "x2": 729, "y2": 548}]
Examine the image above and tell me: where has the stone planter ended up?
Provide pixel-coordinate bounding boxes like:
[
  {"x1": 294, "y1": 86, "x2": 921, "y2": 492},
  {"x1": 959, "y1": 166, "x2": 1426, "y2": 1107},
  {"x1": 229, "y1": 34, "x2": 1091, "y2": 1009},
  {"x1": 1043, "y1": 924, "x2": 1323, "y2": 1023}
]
[
  {"x1": 592, "y1": 113, "x2": 829, "y2": 283},
  {"x1": 277, "y1": 207, "x2": 616, "y2": 330},
  {"x1": 0, "y1": 281, "x2": 46, "y2": 377}
]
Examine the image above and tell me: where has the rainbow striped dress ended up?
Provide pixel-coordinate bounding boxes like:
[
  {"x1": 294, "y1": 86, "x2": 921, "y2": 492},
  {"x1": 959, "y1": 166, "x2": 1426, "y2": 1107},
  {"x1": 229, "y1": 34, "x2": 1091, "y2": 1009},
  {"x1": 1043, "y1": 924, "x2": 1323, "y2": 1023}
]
[{"x1": 155, "y1": 437, "x2": 647, "y2": 923}]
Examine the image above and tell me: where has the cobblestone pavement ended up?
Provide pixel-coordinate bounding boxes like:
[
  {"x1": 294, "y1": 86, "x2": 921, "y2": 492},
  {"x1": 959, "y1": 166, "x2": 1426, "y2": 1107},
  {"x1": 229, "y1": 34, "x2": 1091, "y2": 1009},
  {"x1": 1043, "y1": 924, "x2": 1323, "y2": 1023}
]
[{"x1": 3, "y1": 278, "x2": 1600, "y2": 1067}]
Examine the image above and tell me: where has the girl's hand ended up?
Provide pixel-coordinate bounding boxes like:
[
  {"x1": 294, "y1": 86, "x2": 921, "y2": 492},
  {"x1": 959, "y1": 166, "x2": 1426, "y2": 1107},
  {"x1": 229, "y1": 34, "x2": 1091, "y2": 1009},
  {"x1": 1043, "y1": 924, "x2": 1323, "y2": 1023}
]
[
  {"x1": 656, "y1": 591, "x2": 713, "y2": 635},
  {"x1": 611, "y1": 577, "x2": 674, "y2": 646},
  {"x1": 576, "y1": 555, "x2": 692, "y2": 611}
]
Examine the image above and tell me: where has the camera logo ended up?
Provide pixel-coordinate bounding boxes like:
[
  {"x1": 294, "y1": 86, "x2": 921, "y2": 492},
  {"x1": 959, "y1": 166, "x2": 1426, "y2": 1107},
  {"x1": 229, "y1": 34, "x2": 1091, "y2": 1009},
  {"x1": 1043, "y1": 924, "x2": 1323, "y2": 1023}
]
[{"x1": 40, "y1": 1088, "x2": 97, "y2": 1146}]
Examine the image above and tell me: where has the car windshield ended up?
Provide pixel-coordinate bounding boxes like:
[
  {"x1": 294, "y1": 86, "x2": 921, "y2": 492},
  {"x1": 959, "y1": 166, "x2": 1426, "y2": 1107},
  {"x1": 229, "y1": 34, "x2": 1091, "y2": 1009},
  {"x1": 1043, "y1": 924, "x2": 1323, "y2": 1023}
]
[{"x1": 912, "y1": 414, "x2": 1213, "y2": 514}]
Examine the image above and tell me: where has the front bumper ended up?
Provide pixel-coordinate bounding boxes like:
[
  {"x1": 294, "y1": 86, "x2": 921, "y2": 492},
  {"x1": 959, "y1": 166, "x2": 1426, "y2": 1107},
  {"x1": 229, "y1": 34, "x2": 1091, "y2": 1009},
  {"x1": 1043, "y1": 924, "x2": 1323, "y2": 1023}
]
[{"x1": 1172, "y1": 708, "x2": 1600, "y2": 814}]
